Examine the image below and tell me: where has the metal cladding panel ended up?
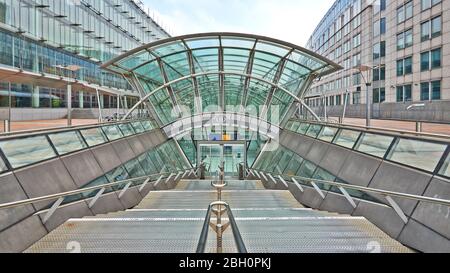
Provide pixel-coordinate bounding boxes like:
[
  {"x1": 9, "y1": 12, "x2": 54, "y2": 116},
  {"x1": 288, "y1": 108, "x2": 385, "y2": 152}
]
[
  {"x1": 398, "y1": 219, "x2": 450, "y2": 253},
  {"x1": 61, "y1": 150, "x2": 104, "y2": 188},
  {"x1": 111, "y1": 139, "x2": 138, "y2": 164},
  {"x1": 336, "y1": 151, "x2": 382, "y2": 187},
  {"x1": 411, "y1": 177, "x2": 450, "y2": 239},
  {"x1": 14, "y1": 159, "x2": 78, "y2": 211},
  {"x1": 0, "y1": 173, "x2": 36, "y2": 232},
  {"x1": 368, "y1": 162, "x2": 433, "y2": 216},
  {"x1": 126, "y1": 135, "x2": 147, "y2": 156},
  {"x1": 0, "y1": 215, "x2": 48, "y2": 253},
  {"x1": 90, "y1": 143, "x2": 122, "y2": 173}
]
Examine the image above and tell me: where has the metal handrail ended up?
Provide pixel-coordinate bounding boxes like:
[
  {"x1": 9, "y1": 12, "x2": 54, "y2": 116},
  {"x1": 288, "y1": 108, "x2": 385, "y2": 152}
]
[
  {"x1": 196, "y1": 201, "x2": 247, "y2": 254},
  {"x1": 294, "y1": 118, "x2": 450, "y2": 141},
  {"x1": 0, "y1": 168, "x2": 194, "y2": 211},
  {"x1": 250, "y1": 168, "x2": 450, "y2": 207},
  {"x1": 0, "y1": 117, "x2": 154, "y2": 139}
]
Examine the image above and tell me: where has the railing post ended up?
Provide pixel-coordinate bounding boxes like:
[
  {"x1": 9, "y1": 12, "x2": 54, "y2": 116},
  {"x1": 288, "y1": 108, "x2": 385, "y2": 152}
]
[{"x1": 43, "y1": 197, "x2": 65, "y2": 224}]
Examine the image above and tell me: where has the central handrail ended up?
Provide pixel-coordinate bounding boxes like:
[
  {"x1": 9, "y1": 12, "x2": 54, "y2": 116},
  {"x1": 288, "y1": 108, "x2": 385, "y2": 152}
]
[{"x1": 196, "y1": 201, "x2": 247, "y2": 254}]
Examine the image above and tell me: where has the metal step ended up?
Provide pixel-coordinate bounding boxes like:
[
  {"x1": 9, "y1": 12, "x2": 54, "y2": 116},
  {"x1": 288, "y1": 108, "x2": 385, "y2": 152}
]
[
  {"x1": 175, "y1": 180, "x2": 265, "y2": 191},
  {"x1": 25, "y1": 179, "x2": 413, "y2": 253}
]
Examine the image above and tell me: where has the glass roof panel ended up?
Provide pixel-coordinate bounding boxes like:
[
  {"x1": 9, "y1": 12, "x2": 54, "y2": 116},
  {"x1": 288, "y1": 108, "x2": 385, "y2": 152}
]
[
  {"x1": 256, "y1": 40, "x2": 290, "y2": 57},
  {"x1": 103, "y1": 33, "x2": 341, "y2": 129},
  {"x1": 117, "y1": 50, "x2": 155, "y2": 71},
  {"x1": 185, "y1": 37, "x2": 220, "y2": 49},
  {"x1": 151, "y1": 40, "x2": 187, "y2": 57},
  {"x1": 221, "y1": 37, "x2": 256, "y2": 49}
]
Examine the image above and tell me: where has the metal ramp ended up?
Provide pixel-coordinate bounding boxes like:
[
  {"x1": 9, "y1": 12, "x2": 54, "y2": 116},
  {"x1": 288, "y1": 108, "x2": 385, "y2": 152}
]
[{"x1": 25, "y1": 180, "x2": 412, "y2": 253}]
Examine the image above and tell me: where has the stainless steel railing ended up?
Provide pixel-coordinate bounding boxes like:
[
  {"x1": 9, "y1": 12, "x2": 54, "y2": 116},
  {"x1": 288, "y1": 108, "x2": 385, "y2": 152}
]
[
  {"x1": 0, "y1": 168, "x2": 196, "y2": 223},
  {"x1": 249, "y1": 168, "x2": 450, "y2": 224}
]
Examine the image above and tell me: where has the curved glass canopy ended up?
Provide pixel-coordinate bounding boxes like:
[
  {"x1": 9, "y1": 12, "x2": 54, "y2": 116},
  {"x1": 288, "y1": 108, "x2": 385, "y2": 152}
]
[{"x1": 103, "y1": 33, "x2": 341, "y2": 128}]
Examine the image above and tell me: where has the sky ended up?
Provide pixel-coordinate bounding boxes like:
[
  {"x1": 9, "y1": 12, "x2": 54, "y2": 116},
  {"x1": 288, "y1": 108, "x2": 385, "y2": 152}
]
[{"x1": 143, "y1": 0, "x2": 335, "y2": 46}]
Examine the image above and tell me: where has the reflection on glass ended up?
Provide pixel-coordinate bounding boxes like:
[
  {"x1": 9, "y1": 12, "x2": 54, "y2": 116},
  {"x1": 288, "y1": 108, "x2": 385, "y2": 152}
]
[
  {"x1": 439, "y1": 154, "x2": 450, "y2": 177},
  {"x1": 313, "y1": 168, "x2": 335, "y2": 191},
  {"x1": 106, "y1": 166, "x2": 130, "y2": 191},
  {"x1": 306, "y1": 125, "x2": 323, "y2": 138},
  {"x1": 80, "y1": 128, "x2": 108, "y2": 147},
  {"x1": 297, "y1": 160, "x2": 317, "y2": 178},
  {"x1": 48, "y1": 131, "x2": 88, "y2": 155},
  {"x1": 388, "y1": 139, "x2": 447, "y2": 172},
  {"x1": 290, "y1": 121, "x2": 301, "y2": 132},
  {"x1": 355, "y1": 133, "x2": 394, "y2": 158},
  {"x1": 141, "y1": 120, "x2": 154, "y2": 131},
  {"x1": 318, "y1": 126, "x2": 339, "y2": 142},
  {"x1": 131, "y1": 121, "x2": 145, "y2": 133},
  {"x1": 333, "y1": 129, "x2": 361, "y2": 149},
  {"x1": 297, "y1": 123, "x2": 310, "y2": 134},
  {"x1": 118, "y1": 123, "x2": 135, "y2": 136},
  {"x1": 284, "y1": 154, "x2": 303, "y2": 176},
  {"x1": 0, "y1": 136, "x2": 56, "y2": 168},
  {"x1": 102, "y1": 125, "x2": 123, "y2": 141},
  {"x1": 0, "y1": 156, "x2": 8, "y2": 172}
]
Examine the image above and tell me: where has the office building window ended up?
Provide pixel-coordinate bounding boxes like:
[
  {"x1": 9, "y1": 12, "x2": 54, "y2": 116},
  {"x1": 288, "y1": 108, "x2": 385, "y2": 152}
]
[
  {"x1": 396, "y1": 85, "x2": 412, "y2": 102},
  {"x1": 421, "y1": 0, "x2": 442, "y2": 10},
  {"x1": 353, "y1": 73, "x2": 361, "y2": 86},
  {"x1": 353, "y1": 33, "x2": 361, "y2": 48},
  {"x1": 373, "y1": 66, "x2": 386, "y2": 81},
  {"x1": 421, "y1": 16, "x2": 442, "y2": 41},
  {"x1": 343, "y1": 40, "x2": 351, "y2": 53},
  {"x1": 336, "y1": 95, "x2": 342, "y2": 106},
  {"x1": 353, "y1": 92, "x2": 361, "y2": 105},
  {"x1": 421, "y1": 81, "x2": 441, "y2": 101},
  {"x1": 373, "y1": 41, "x2": 386, "y2": 60},
  {"x1": 373, "y1": 88, "x2": 386, "y2": 103},
  {"x1": 397, "y1": 57, "x2": 413, "y2": 76},
  {"x1": 398, "y1": 1, "x2": 413, "y2": 23},
  {"x1": 374, "y1": 18, "x2": 386, "y2": 37},
  {"x1": 381, "y1": 18, "x2": 386, "y2": 34},
  {"x1": 352, "y1": 53, "x2": 361, "y2": 67},
  {"x1": 397, "y1": 29, "x2": 413, "y2": 50},
  {"x1": 421, "y1": 48, "x2": 441, "y2": 71}
]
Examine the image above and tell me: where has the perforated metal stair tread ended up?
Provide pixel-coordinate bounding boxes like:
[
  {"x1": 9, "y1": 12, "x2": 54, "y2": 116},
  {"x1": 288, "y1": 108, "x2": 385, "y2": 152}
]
[{"x1": 25, "y1": 179, "x2": 413, "y2": 253}]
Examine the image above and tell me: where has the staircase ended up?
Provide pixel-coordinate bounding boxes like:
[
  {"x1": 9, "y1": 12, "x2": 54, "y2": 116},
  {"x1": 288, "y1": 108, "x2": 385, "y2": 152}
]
[
  {"x1": 70, "y1": 109, "x2": 98, "y2": 119},
  {"x1": 25, "y1": 180, "x2": 412, "y2": 253}
]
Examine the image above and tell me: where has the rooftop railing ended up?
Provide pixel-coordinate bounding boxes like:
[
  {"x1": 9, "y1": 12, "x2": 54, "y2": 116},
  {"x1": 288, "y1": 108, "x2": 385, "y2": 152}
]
[
  {"x1": 285, "y1": 119, "x2": 450, "y2": 179},
  {"x1": 0, "y1": 118, "x2": 159, "y2": 173}
]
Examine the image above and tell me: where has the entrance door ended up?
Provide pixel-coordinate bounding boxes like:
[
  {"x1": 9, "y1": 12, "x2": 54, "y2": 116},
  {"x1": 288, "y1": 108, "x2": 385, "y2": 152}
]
[{"x1": 198, "y1": 142, "x2": 246, "y2": 178}]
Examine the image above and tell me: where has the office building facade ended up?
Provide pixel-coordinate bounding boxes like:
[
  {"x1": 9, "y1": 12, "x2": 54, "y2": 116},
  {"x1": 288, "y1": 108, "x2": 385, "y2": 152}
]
[
  {"x1": 305, "y1": 0, "x2": 450, "y2": 122},
  {"x1": 0, "y1": 0, "x2": 169, "y2": 121}
]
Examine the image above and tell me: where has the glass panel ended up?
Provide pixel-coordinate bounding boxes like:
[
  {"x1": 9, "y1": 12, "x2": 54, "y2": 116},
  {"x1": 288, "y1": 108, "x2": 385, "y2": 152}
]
[
  {"x1": 0, "y1": 155, "x2": 8, "y2": 172},
  {"x1": 306, "y1": 125, "x2": 322, "y2": 138},
  {"x1": 0, "y1": 136, "x2": 56, "y2": 168},
  {"x1": 388, "y1": 139, "x2": 447, "y2": 172},
  {"x1": 318, "y1": 127, "x2": 339, "y2": 142},
  {"x1": 102, "y1": 125, "x2": 123, "y2": 141},
  {"x1": 80, "y1": 128, "x2": 108, "y2": 147},
  {"x1": 296, "y1": 160, "x2": 317, "y2": 178},
  {"x1": 439, "y1": 153, "x2": 450, "y2": 177},
  {"x1": 141, "y1": 120, "x2": 155, "y2": 131},
  {"x1": 333, "y1": 129, "x2": 360, "y2": 149},
  {"x1": 313, "y1": 168, "x2": 335, "y2": 191},
  {"x1": 118, "y1": 123, "x2": 135, "y2": 137},
  {"x1": 297, "y1": 123, "x2": 310, "y2": 134},
  {"x1": 284, "y1": 154, "x2": 304, "y2": 176},
  {"x1": 48, "y1": 131, "x2": 87, "y2": 155},
  {"x1": 131, "y1": 121, "x2": 145, "y2": 134},
  {"x1": 355, "y1": 133, "x2": 394, "y2": 158}
]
